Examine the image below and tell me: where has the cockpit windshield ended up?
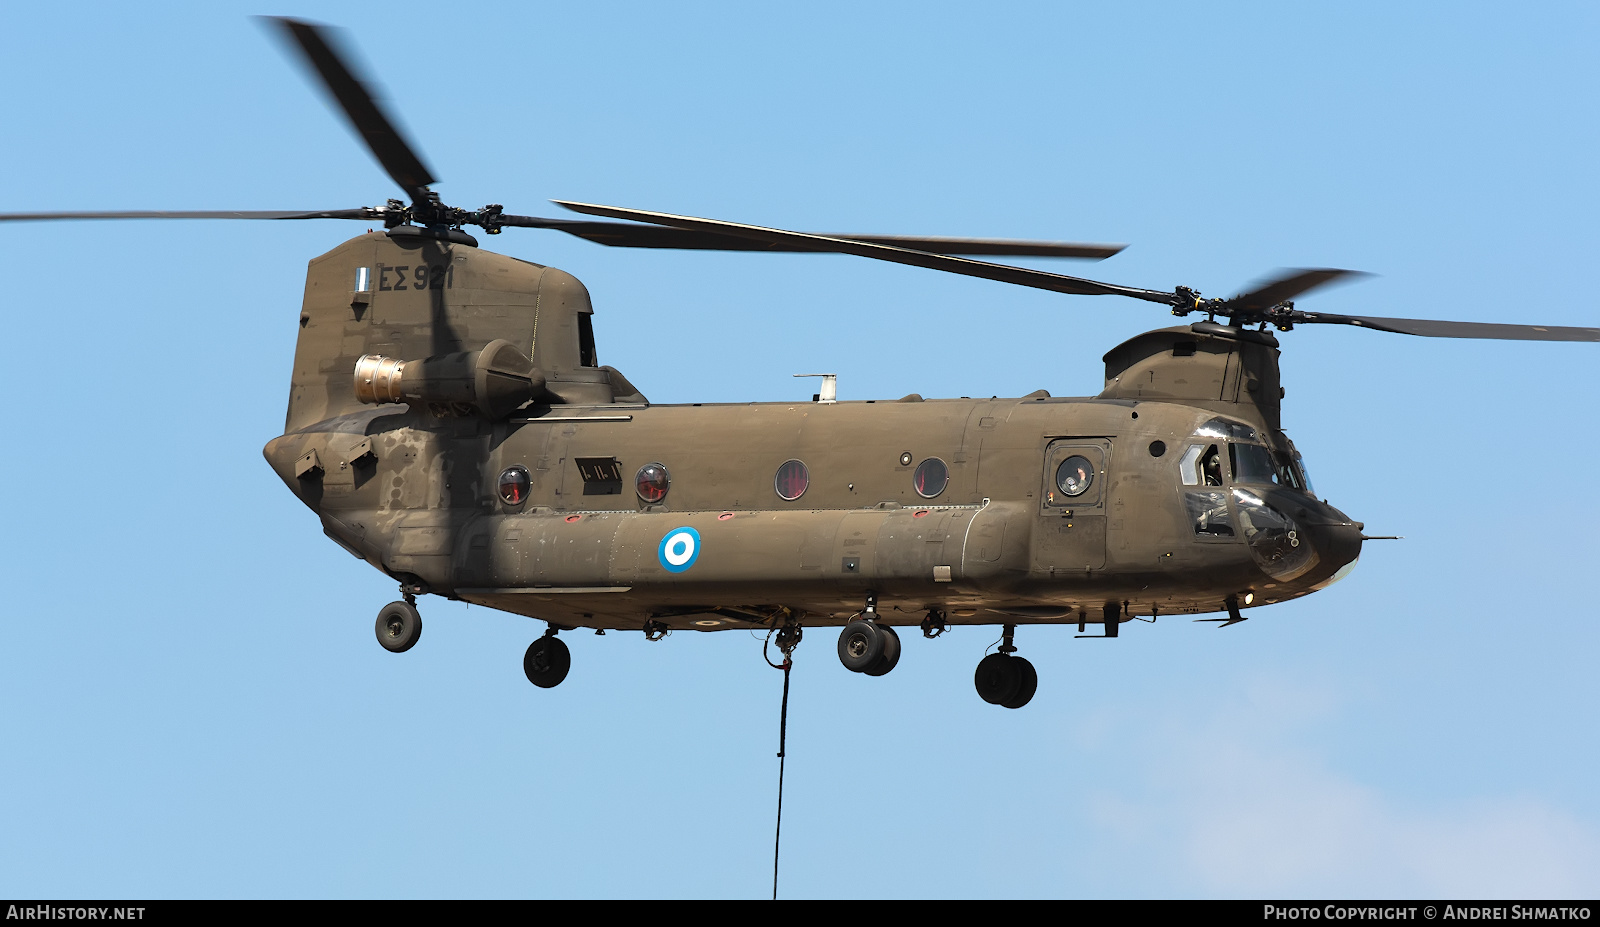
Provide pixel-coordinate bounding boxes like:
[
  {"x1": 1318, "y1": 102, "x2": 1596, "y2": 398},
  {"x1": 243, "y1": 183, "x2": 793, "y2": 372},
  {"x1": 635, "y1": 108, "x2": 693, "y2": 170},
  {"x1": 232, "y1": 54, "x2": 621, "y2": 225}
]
[
  {"x1": 1229, "y1": 443, "x2": 1307, "y2": 491},
  {"x1": 1294, "y1": 452, "x2": 1315, "y2": 495}
]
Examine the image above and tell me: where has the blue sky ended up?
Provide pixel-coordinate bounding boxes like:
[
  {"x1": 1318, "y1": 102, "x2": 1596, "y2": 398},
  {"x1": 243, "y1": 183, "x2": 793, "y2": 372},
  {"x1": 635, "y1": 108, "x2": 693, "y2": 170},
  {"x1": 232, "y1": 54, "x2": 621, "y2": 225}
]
[{"x1": 2, "y1": 1, "x2": 1597, "y2": 899}]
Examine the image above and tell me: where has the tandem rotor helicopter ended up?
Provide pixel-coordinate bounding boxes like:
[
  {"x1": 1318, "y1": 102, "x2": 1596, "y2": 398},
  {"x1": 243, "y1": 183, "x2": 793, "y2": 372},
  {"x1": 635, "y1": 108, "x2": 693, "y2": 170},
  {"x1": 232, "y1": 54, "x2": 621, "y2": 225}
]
[{"x1": 10, "y1": 19, "x2": 1598, "y2": 711}]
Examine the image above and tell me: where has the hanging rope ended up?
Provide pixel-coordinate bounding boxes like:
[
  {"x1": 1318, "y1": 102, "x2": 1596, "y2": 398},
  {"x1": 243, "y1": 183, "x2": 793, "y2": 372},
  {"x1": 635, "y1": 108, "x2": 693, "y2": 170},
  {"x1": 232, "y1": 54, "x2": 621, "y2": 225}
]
[{"x1": 764, "y1": 624, "x2": 802, "y2": 901}]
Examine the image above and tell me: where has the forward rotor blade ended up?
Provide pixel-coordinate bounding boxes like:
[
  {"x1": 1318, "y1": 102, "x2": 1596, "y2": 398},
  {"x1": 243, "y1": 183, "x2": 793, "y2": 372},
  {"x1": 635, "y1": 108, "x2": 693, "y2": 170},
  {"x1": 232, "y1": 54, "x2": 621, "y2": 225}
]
[
  {"x1": 551, "y1": 202, "x2": 1171, "y2": 302},
  {"x1": 496, "y1": 214, "x2": 1123, "y2": 258},
  {"x1": 0, "y1": 209, "x2": 371, "y2": 222},
  {"x1": 1293, "y1": 312, "x2": 1600, "y2": 342},
  {"x1": 267, "y1": 17, "x2": 436, "y2": 200},
  {"x1": 1230, "y1": 268, "x2": 1368, "y2": 310}
]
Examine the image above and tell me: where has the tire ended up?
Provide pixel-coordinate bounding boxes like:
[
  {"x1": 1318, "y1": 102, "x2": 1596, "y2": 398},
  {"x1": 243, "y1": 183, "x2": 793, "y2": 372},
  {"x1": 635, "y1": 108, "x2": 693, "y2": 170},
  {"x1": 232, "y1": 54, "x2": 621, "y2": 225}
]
[
  {"x1": 1001, "y1": 657, "x2": 1037, "y2": 709},
  {"x1": 974, "y1": 652, "x2": 1021, "y2": 705},
  {"x1": 523, "y1": 635, "x2": 572, "y2": 688},
  {"x1": 837, "y1": 619, "x2": 885, "y2": 673},
  {"x1": 375, "y1": 600, "x2": 422, "y2": 653},
  {"x1": 865, "y1": 624, "x2": 902, "y2": 676}
]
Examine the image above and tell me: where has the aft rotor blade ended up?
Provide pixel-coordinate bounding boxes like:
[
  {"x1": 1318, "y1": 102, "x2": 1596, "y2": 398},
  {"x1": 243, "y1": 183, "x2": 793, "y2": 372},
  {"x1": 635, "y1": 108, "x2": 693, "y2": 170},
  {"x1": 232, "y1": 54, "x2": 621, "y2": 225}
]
[
  {"x1": 1230, "y1": 268, "x2": 1368, "y2": 311},
  {"x1": 267, "y1": 17, "x2": 436, "y2": 199},
  {"x1": 495, "y1": 214, "x2": 1124, "y2": 258},
  {"x1": 1294, "y1": 311, "x2": 1600, "y2": 342},
  {"x1": 0, "y1": 209, "x2": 371, "y2": 222},
  {"x1": 551, "y1": 201, "x2": 1172, "y2": 302}
]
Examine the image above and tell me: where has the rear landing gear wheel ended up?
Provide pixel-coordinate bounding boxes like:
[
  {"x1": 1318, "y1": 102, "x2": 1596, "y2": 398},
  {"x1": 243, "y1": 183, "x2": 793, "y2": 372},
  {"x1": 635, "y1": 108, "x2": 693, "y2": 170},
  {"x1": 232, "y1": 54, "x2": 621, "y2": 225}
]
[
  {"x1": 1001, "y1": 657, "x2": 1037, "y2": 709},
  {"x1": 523, "y1": 635, "x2": 571, "y2": 688},
  {"x1": 375, "y1": 600, "x2": 422, "y2": 653},
  {"x1": 975, "y1": 653, "x2": 1036, "y2": 708},
  {"x1": 974, "y1": 652, "x2": 1020, "y2": 704},
  {"x1": 837, "y1": 619, "x2": 885, "y2": 673},
  {"x1": 865, "y1": 624, "x2": 901, "y2": 676}
]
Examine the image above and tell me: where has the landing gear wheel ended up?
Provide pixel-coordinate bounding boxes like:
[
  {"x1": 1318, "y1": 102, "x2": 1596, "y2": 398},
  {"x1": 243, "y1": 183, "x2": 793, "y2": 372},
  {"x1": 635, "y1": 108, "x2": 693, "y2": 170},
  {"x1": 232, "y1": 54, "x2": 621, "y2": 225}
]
[
  {"x1": 523, "y1": 635, "x2": 572, "y2": 688},
  {"x1": 974, "y1": 652, "x2": 1021, "y2": 705},
  {"x1": 375, "y1": 600, "x2": 422, "y2": 653},
  {"x1": 865, "y1": 624, "x2": 902, "y2": 676},
  {"x1": 837, "y1": 619, "x2": 885, "y2": 673},
  {"x1": 1000, "y1": 657, "x2": 1037, "y2": 709}
]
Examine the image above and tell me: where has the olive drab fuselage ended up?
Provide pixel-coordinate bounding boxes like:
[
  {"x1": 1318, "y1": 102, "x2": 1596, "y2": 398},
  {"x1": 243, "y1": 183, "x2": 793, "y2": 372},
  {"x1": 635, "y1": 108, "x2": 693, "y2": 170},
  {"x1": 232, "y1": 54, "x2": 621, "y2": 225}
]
[{"x1": 263, "y1": 231, "x2": 1364, "y2": 633}]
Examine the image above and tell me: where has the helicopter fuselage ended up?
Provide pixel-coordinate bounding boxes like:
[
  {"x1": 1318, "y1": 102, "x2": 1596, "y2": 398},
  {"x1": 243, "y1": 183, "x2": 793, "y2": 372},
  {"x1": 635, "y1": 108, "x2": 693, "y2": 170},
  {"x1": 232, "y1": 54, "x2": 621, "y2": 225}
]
[
  {"x1": 265, "y1": 390, "x2": 1363, "y2": 633},
  {"x1": 261, "y1": 231, "x2": 1363, "y2": 634}
]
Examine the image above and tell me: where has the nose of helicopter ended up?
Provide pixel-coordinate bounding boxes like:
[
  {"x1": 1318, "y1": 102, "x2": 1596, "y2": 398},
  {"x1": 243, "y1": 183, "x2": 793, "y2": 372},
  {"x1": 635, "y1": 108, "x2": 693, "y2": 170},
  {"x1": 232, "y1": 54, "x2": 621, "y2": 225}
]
[
  {"x1": 1297, "y1": 498, "x2": 1365, "y2": 587},
  {"x1": 1233, "y1": 486, "x2": 1364, "y2": 587},
  {"x1": 1309, "y1": 517, "x2": 1364, "y2": 570}
]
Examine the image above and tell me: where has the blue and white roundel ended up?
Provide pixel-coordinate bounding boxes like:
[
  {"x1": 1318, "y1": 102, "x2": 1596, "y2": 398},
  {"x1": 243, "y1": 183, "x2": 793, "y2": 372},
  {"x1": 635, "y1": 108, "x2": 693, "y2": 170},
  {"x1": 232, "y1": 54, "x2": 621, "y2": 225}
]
[{"x1": 658, "y1": 526, "x2": 701, "y2": 573}]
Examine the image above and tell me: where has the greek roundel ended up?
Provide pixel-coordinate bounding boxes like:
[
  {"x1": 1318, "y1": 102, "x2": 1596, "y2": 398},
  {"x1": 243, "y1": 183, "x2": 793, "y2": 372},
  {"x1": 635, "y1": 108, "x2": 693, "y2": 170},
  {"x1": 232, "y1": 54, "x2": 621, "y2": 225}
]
[{"x1": 658, "y1": 526, "x2": 701, "y2": 573}]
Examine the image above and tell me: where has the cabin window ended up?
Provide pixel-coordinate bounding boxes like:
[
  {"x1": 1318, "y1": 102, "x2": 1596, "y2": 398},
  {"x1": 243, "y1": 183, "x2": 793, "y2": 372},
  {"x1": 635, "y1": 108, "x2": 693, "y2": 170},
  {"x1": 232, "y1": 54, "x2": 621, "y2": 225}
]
[
  {"x1": 774, "y1": 459, "x2": 810, "y2": 501},
  {"x1": 1055, "y1": 456, "x2": 1094, "y2": 497},
  {"x1": 635, "y1": 463, "x2": 670, "y2": 503},
  {"x1": 913, "y1": 458, "x2": 948, "y2": 498},
  {"x1": 498, "y1": 466, "x2": 531, "y2": 505}
]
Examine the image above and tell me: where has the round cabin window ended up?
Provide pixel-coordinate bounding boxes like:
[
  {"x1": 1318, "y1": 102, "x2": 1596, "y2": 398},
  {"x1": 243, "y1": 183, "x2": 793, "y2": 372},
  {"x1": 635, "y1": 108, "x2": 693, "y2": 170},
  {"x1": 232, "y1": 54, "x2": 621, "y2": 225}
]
[
  {"x1": 1055, "y1": 456, "x2": 1094, "y2": 497},
  {"x1": 635, "y1": 462, "x2": 670, "y2": 502},
  {"x1": 774, "y1": 459, "x2": 810, "y2": 501},
  {"x1": 498, "y1": 465, "x2": 531, "y2": 505},
  {"x1": 913, "y1": 458, "x2": 948, "y2": 498}
]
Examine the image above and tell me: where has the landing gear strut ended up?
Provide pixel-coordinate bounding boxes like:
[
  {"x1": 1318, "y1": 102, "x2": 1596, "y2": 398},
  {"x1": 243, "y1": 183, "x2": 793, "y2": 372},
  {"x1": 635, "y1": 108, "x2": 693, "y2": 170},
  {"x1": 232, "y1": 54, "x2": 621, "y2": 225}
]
[
  {"x1": 374, "y1": 591, "x2": 422, "y2": 653},
  {"x1": 974, "y1": 624, "x2": 1037, "y2": 709},
  {"x1": 837, "y1": 592, "x2": 901, "y2": 676},
  {"x1": 523, "y1": 625, "x2": 571, "y2": 688}
]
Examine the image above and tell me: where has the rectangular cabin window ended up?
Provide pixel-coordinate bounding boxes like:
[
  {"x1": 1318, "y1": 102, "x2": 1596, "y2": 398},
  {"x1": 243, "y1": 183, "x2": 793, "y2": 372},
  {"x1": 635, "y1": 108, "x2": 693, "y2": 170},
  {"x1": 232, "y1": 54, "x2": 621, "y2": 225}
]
[{"x1": 576, "y1": 456, "x2": 622, "y2": 495}]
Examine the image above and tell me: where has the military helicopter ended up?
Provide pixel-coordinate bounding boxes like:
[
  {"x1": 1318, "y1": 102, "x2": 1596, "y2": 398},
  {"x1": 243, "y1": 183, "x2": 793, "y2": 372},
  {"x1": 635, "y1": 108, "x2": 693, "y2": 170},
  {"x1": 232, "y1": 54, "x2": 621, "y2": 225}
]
[{"x1": 9, "y1": 19, "x2": 1598, "y2": 712}]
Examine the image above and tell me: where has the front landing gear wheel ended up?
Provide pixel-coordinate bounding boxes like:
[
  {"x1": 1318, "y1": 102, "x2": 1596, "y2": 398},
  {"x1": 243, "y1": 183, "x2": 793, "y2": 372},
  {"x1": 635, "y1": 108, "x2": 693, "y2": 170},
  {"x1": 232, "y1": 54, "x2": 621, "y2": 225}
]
[
  {"x1": 375, "y1": 601, "x2": 422, "y2": 653},
  {"x1": 837, "y1": 619, "x2": 885, "y2": 673},
  {"x1": 523, "y1": 635, "x2": 571, "y2": 688},
  {"x1": 865, "y1": 624, "x2": 901, "y2": 676}
]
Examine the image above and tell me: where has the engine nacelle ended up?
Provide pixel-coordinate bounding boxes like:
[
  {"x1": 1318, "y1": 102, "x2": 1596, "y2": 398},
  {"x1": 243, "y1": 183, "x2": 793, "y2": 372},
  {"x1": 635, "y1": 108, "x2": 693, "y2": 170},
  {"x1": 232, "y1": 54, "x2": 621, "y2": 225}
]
[{"x1": 353, "y1": 339, "x2": 547, "y2": 419}]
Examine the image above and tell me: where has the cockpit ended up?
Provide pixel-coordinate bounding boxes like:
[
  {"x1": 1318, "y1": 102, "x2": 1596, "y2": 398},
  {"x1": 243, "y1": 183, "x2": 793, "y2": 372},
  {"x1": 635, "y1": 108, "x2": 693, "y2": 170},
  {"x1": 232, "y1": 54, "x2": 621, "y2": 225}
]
[{"x1": 1176, "y1": 417, "x2": 1323, "y2": 582}]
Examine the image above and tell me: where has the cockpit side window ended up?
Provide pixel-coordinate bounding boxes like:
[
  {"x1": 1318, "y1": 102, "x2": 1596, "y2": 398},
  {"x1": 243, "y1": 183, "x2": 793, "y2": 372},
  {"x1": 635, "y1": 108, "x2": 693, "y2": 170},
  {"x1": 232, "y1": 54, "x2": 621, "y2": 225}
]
[
  {"x1": 1200, "y1": 444, "x2": 1225, "y2": 486},
  {"x1": 1179, "y1": 445, "x2": 1203, "y2": 486},
  {"x1": 1185, "y1": 491, "x2": 1235, "y2": 536},
  {"x1": 1179, "y1": 444, "x2": 1226, "y2": 486}
]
